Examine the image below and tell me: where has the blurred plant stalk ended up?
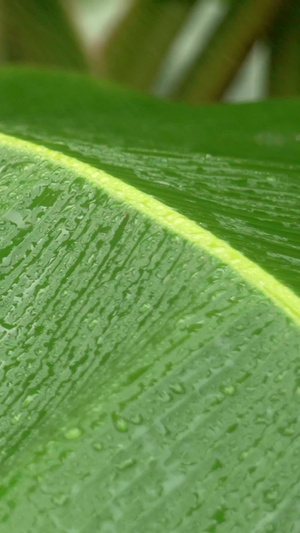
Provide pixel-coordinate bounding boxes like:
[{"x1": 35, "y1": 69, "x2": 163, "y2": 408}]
[
  {"x1": 1, "y1": 0, "x2": 299, "y2": 104},
  {"x1": 92, "y1": 0, "x2": 197, "y2": 92},
  {"x1": 173, "y1": 0, "x2": 286, "y2": 103},
  {"x1": 268, "y1": 0, "x2": 300, "y2": 97}
]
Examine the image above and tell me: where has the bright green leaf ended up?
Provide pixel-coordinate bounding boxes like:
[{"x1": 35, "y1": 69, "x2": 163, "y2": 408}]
[{"x1": 0, "y1": 69, "x2": 299, "y2": 532}]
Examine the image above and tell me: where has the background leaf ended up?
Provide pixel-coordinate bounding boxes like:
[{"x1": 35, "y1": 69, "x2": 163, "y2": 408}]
[
  {"x1": 268, "y1": 0, "x2": 300, "y2": 97},
  {"x1": 0, "y1": 0, "x2": 87, "y2": 70},
  {"x1": 1, "y1": 0, "x2": 299, "y2": 101}
]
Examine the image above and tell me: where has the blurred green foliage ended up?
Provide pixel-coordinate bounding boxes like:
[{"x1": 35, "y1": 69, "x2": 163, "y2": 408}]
[{"x1": 1, "y1": 0, "x2": 299, "y2": 103}]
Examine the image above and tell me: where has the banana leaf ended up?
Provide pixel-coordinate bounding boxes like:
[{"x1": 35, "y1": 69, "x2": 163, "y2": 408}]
[{"x1": 0, "y1": 68, "x2": 299, "y2": 532}]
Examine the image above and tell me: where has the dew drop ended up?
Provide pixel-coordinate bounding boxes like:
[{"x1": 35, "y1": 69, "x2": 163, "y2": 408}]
[
  {"x1": 274, "y1": 372, "x2": 285, "y2": 383},
  {"x1": 3, "y1": 209, "x2": 27, "y2": 229},
  {"x1": 129, "y1": 414, "x2": 143, "y2": 425},
  {"x1": 93, "y1": 442, "x2": 103, "y2": 452},
  {"x1": 279, "y1": 425, "x2": 294, "y2": 437},
  {"x1": 112, "y1": 412, "x2": 128, "y2": 433},
  {"x1": 23, "y1": 394, "x2": 35, "y2": 407},
  {"x1": 64, "y1": 428, "x2": 82, "y2": 440},
  {"x1": 11, "y1": 414, "x2": 21, "y2": 425},
  {"x1": 220, "y1": 384, "x2": 236, "y2": 396},
  {"x1": 170, "y1": 383, "x2": 185, "y2": 395},
  {"x1": 264, "y1": 487, "x2": 278, "y2": 503},
  {"x1": 139, "y1": 303, "x2": 152, "y2": 313},
  {"x1": 89, "y1": 319, "x2": 98, "y2": 329},
  {"x1": 158, "y1": 390, "x2": 172, "y2": 402},
  {"x1": 117, "y1": 458, "x2": 136, "y2": 471},
  {"x1": 239, "y1": 450, "x2": 249, "y2": 461},
  {"x1": 52, "y1": 494, "x2": 68, "y2": 506}
]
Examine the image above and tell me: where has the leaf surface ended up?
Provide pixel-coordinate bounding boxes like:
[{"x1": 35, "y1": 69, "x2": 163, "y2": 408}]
[{"x1": 0, "y1": 69, "x2": 299, "y2": 532}]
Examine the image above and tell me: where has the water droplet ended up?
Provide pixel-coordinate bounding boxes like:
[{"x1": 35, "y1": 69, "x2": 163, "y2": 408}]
[
  {"x1": 158, "y1": 390, "x2": 172, "y2": 402},
  {"x1": 117, "y1": 458, "x2": 136, "y2": 471},
  {"x1": 220, "y1": 384, "x2": 236, "y2": 396},
  {"x1": 3, "y1": 209, "x2": 27, "y2": 229},
  {"x1": 264, "y1": 486, "x2": 278, "y2": 503},
  {"x1": 112, "y1": 412, "x2": 128, "y2": 433},
  {"x1": 212, "y1": 505, "x2": 227, "y2": 524},
  {"x1": 23, "y1": 394, "x2": 35, "y2": 407},
  {"x1": 93, "y1": 442, "x2": 103, "y2": 452},
  {"x1": 170, "y1": 383, "x2": 185, "y2": 395},
  {"x1": 129, "y1": 414, "x2": 143, "y2": 425},
  {"x1": 227, "y1": 422, "x2": 238, "y2": 433},
  {"x1": 11, "y1": 414, "x2": 21, "y2": 425},
  {"x1": 64, "y1": 428, "x2": 82, "y2": 440},
  {"x1": 211, "y1": 459, "x2": 223, "y2": 471},
  {"x1": 239, "y1": 450, "x2": 249, "y2": 461},
  {"x1": 139, "y1": 303, "x2": 151, "y2": 313},
  {"x1": 279, "y1": 425, "x2": 294, "y2": 437},
  {"x1": 52, "y1": 494, "x2": 68, "y2": 506}
]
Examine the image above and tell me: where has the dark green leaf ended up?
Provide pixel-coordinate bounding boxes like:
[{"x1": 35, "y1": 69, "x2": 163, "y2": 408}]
[
  {"x1": 1, "y1": 0, "x2": 87, "y2": 70},
  {"x1": 268, "y1": 0, "x2": 300, "y2": 97}
]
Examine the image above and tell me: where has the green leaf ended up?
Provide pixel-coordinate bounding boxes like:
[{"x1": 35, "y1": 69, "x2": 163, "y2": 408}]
[
  {"x1": 0, "y1": 69, "x2": 300, "y2": 532},
  {"x1": 1, "y1": 0, "x2": 87, "y2": 70}
]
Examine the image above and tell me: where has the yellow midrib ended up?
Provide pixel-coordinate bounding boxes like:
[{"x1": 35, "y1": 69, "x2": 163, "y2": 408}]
[{"x1": 1, "y1": 131, "x2": 300, "y2": 326}]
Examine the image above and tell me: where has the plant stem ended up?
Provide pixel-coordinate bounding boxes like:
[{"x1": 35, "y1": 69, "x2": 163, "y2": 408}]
[
  {"x1": 94, "y1": 0, "x2": 197, "y2": 92},
  {"x1": 268, "y1": 0, "x2": 300, "y2": 97},
  {"x1": 1, "y1": 0, "x2": 87, "y2": 70},
  {"x1": 174, "y1": 0, "x2": 285, "y2": 104}
]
